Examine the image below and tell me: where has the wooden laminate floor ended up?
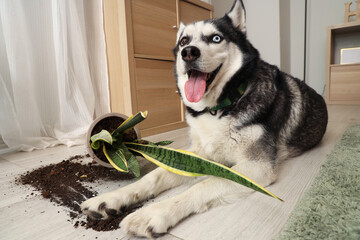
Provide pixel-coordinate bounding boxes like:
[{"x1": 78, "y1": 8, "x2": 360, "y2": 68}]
[{"x1": 1, "y1": 105, "x2": 359, "y2": 240}]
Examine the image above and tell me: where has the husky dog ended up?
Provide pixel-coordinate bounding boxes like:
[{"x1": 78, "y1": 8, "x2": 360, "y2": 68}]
[{"x1": 81, "y1": 0, "x2": 327, "y2": 237}]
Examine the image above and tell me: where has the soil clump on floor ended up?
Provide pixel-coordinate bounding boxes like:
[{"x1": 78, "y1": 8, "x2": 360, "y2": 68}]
[{"x1": 16, "y1": 154, "x2": 137, "y2": 231}]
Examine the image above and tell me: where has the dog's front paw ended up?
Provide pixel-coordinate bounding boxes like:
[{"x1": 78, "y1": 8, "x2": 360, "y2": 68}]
[
  {"x1": 81, "y1": 190, "x2": 134, "y2": 220},
  {"x1": 121, "y1": 202, "x2": 175, "y2": 238}
]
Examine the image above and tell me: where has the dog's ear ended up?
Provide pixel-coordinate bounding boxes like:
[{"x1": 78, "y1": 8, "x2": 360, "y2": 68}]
[
  {"x1": 176, "y1": 22, "x2": 186, "y2": 41},
  {"x1": 227, "y1": 0, "x2": 246, "y2": 33}
]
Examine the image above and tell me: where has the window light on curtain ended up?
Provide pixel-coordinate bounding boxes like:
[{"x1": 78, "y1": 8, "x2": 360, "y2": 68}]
[{"x1": 0, "y1": 0, "x2": 110, "y2": 153}]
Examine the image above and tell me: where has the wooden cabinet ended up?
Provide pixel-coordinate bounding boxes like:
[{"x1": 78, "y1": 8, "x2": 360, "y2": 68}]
[
  {"x1": 103, "y1": 0, "x2": 213, "y2": 136},
  {"x1": 325, "y1": 22, "x2": 360, "y2": 105},
  {"x1": 179, "y1": 0, "x2": 212, "y2": 24},
  {"x1": 132, "y1": 0, "x2": 177, "y2": 59},
  {"x1": 134, "y1": 59, "x2": 183, "y2": 130}
]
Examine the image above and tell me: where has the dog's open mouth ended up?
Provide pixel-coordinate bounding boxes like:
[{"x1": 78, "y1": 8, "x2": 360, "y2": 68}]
[{"x1": 185, "y1": 64, "x2": 222, "y2": 103}]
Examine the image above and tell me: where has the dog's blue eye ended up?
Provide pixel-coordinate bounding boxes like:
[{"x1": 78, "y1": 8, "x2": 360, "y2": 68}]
[{"x1": 212, "y1": 35, "x2": 222, "y2": 43}]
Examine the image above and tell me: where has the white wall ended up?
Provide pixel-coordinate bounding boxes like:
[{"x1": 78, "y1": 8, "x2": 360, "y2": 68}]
[
  {"x1": 213, "y1": 0, "x2": 281, "y2": 67},
  {"x1": 279, "y1": 0, "x2": 307, "y2": 81},
  {"x1": 212, "y1": 0, "x2": 232, "y2": 19},
  {"x1": 289, "y1": 0, "x2": 306, "y2": 80},
  {"x1": 305, "y1": 0, "x2": 354, "y2": 95},
  {"x1": 279, "y1": 0, "x2": 291, "y2": 75}
]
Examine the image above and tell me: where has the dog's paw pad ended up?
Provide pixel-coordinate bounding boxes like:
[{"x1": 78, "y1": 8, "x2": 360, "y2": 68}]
[
  {"x1": 105, "y1": 208, "x2": 119, "y2": 217},
  {"x1": 80, "y1": 191, "x2": 128, "y2": 220},
  {"x1": 88, "y1": 210, "x2": 105, "y2": 220},
  {"x1": 120, "y1": 204, "x2": 172, "y2": 238},
  {"x1": 97, "y1": 202, "x2": 106, "y2": 211},
  {"x1": 147, "y1": 226, "x2": 167, "y2": 238}
]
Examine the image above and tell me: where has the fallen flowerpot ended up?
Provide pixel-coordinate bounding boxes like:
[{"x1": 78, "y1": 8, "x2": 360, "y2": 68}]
[{"x1": 86, "y1": 112, "x2": 140, "y2": 169}]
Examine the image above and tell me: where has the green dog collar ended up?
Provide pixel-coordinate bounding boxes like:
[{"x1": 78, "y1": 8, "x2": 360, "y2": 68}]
[{"x1": 208, "y1": 82, "x2": 247, "y2": 112}]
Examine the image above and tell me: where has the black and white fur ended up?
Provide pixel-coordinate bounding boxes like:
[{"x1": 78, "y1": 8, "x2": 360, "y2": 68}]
[{"x1": 81, "y1": 1, "x2": 328, "y2": 238}]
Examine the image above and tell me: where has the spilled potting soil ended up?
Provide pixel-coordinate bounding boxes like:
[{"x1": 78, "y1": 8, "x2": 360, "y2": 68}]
[{"x1": 16, "y1": 154, "x2": 138, "y2": 231}]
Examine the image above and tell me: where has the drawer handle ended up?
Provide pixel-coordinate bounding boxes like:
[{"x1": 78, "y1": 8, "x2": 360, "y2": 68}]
[
  {"x1": 175, "y1": 90, "x2": 179, "y2": 93},
  {"x1": 172, "y1": 25, "x2": 177, "y2": 29}
]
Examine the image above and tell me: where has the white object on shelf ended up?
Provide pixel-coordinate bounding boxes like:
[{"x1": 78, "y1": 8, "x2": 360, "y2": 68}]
[{"x1": 341, "y1": 47, "x2": 360, "y2": 64}]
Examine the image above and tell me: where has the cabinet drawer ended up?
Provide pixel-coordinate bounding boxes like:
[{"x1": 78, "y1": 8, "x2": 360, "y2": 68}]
[
  {"x1": 134, "y1": 58, "x2": 182, "y2": 130},
  {"x1": 329, "y1": 64, "x2": 360, "y2": 101},
  {"x1": 179, "y1": 1, "x2": 212, "y2": 24},
  {"x1": 131, "y1": 0, "x2": 177, "y2": 59}
]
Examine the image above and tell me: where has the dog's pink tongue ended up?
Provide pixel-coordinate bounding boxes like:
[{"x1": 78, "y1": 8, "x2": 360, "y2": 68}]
[{"x1": 185, "y1": 70, "x2": 207, "y2": 103}]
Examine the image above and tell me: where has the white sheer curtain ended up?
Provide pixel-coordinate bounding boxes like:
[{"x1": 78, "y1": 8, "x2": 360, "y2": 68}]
[{"x1": 0, "y1": 0, "x2": 110, "y2": 153}]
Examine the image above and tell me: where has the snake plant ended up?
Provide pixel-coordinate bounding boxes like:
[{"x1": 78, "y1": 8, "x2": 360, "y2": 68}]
[{"x1": 90, "y1": 111, "x2": 283, "y2": 201}]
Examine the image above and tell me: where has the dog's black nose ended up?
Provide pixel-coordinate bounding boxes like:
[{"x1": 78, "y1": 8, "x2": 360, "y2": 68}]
[{"x1": 181, "y1": 46, "x2": 200, "y2": 62}]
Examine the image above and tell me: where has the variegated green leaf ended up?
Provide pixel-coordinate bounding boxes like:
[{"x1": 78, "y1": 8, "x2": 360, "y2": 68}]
[
  {"x1": 112, "y1": 111, "x2": 147, "y2": 140},
  {"x1": 125, "y1": 142, "x2": 283, "y2": 201},
  {"x1": 90, "y1": 130, "x2": 113, "y2": 150},
  {"x1": 126, "y1": 151, "x2": 141, "y2": 178},
  {"x1": 103, "y1": 144, "x2": 128, "y2": 173},
  {"x1": 154, "y1": 140, "x2": 174, "y2": 146},
  {"x1": 117, "y1": 142, "x2": 140, "y2": 178}
]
